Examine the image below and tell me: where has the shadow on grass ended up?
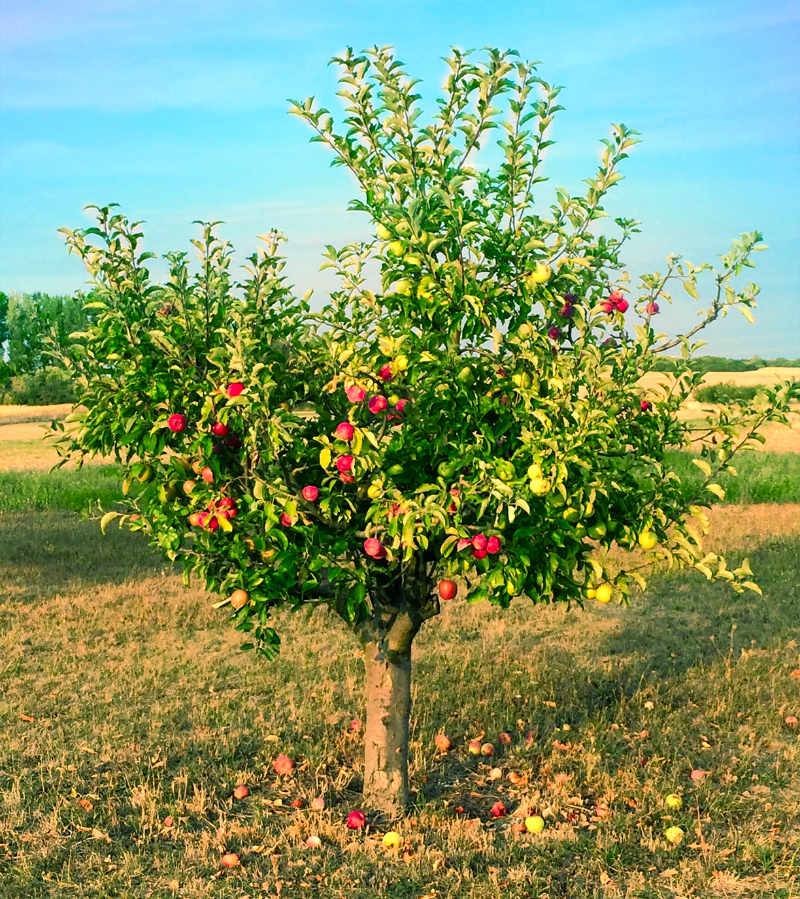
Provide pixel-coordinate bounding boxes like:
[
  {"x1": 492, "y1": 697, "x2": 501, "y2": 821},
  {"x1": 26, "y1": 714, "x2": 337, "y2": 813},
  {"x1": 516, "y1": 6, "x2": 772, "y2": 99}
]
[
  {"x1": 0, "y1": 510, "x2": 166, "y2": 596},
  {"x1": 599, "y1": 537, "x2": 799, "y2": 680},
  {"x1": 415, "y1": 536, "x2": 800, "y2": 806}
]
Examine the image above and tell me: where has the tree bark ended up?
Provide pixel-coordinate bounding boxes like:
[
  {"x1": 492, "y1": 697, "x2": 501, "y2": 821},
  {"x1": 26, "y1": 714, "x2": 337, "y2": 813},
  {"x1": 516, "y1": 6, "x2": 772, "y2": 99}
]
[{"x1": 360, "y1": 611, "x2": 418, "y2": 817}]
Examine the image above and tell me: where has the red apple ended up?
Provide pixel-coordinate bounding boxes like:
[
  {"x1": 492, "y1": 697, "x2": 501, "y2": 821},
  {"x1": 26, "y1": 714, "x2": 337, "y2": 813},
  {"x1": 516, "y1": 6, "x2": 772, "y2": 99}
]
[
  {"x1": 221, "y1": 852, "x2": 240, "y2": 868},
  {"x1": 168, "y1": 413, "x2": 187, "y2": 432},
  {"x1": 785, "y1": 715, "x2": 799, "y2": 728},
  {"x1": 486, "y1": 536, "x2": 502, "y2": 554},
  {"x1": 346, "y1": 809, "x2": 366, "y2": 830},
  {"x1": 302, "y1": 485, "x2": 319, "y2": 502},
  {"x1": 468, "y1": 739, "x2": 482, "y2": 756},
  {"x1": 640, "y1": 400, "x2": 653, "y2": 412},
  {"x1": 438, "y1": 579, "x2": 457, "y2": 600},
  {"x1": 200, "y1": 466, "x2": 214, "y2": 484},
  {"x1": 368, "y1": 395, "x2": 388, "y2": 414},
  {"x1": 434, "y1": 733, "x2": 452, "y2": 752},
  {"x1": 163, "y1": 814, "x2": 174, "y2": 827},
  {"x1": 363, "y1": 537, "x2": 386, "y2": 560},
  {"x1": 350, "y1": 718, "x2": 362, "y2": 733},
  {"x1": 335, "y1": 454, "x2": 354, "y2": 473},
  {"x1": 212, "y1": 421, "x2": 229, "y2": 437},
  {"x1": 646, "y1": 301, "x2": 660, "y2": 315},
  {"x1": 378, "y1": 363, "x2": 394, "y2": 382},
  {"x1": 188, "y1": 512, "x2": 203, "y2": 527},
  {"x1": 227, "y1": 382, "x2": 244, "y2": 398},
  {"x1": 233, "y1": 784, "x2": 249, "y2": 800},
  {"x1": 291, "y1": 797, "x2": 304, "y2": 809},
  {"x1": 490, "y1": 801, "x2": 507, "y2": 818},
  {"x1": 334, "y1": 421, "x2": 355, "y2": 441},
  {"x1": 615, "y1": 298, "x2": 629, "y2": 313},
  {"x1": 395, "y1": 398, "x2": 409, "y2": 413},
  {"x1": 345, "y1": 384, "x2": 366, "y2": 403},
  {"x1": 279, "y1": 512, "x2": 296, "y2": 527},
  {"x1": 547, "y1": 326, "x2": 561, "y2": 341},
  {"x1": 498, "y1": 732, "x2": 512, "y2": 746},
  {"x1": 481, "y1": 743, "x2": 494, "y2": 757},
  {"x1": 472, "y1": 534, "x2": 488, "y2": 551},
  {"x1": 272, "y1": 754, "x2": 294, "y2": 776},
  {"x1": 472, "y1": 547, "x2": 488, "y2": 560}
]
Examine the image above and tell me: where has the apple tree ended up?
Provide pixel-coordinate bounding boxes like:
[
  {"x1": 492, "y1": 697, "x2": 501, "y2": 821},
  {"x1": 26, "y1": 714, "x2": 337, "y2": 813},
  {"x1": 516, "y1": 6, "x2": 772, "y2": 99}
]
[{"x1": 55, "y1": 47, "x2": 795, "y2": 817}]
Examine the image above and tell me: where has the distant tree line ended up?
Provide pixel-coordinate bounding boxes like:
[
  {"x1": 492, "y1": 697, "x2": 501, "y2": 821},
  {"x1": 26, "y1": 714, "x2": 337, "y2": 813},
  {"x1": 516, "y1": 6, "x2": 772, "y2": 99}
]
[
  {"x1": 0, "y1": 290, "x2": 90, "y2": 404},
  {"x1": 651, "y1": 355, "x2": 800, "y2": 373}
]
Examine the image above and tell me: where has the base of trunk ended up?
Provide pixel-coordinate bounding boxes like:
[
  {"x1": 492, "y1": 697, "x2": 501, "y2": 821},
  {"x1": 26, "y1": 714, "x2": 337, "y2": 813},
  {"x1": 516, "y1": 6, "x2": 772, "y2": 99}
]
[{"x1": 361, "y1": 615, "x2": 416, "y2": 817}]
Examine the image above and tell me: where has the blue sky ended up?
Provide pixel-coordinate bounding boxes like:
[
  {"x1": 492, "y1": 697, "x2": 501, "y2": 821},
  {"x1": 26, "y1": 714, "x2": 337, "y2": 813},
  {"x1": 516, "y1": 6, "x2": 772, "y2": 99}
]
[{"x1": 1, "y1": 0, "x2": 798, "y2": 355}]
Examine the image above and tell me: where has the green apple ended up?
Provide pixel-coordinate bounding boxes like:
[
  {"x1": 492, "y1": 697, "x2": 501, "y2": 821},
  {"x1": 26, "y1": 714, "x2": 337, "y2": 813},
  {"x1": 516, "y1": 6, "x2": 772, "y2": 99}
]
[{"x1": 587, "y1": 522, "x2": 607, "y2": 540}]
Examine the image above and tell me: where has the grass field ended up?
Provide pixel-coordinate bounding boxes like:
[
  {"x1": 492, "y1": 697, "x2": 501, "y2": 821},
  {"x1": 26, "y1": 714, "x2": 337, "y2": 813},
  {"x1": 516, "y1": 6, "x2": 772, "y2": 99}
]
[{"x1": 1, "y1": 405, "x2": 799, "y2": 897}]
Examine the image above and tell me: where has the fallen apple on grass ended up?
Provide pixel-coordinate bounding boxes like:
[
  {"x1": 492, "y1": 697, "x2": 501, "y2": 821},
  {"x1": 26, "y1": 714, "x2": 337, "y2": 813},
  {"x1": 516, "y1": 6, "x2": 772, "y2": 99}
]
[
  {"x1": 664, "y1": 825, "x2": 684, "y2": 846},
  {"x1": 346, "y1": 810, "x2": 366, "y2": 830},
  {"x1": 272, "y1": 754, "x2": 294, "y2": 776},
  {"x1": 232, "y1": 784, "x2": 249, "y2": 800},
  {"x1": 525, "y1": 815, "x2": 545, "y2": 834},
  {"x1": 434, "y1": 733, "x2": 452, "y2": 752},
  {"x1": 382, "y1": 831, "x2": 402, "y2": 849},
  {"x1": 220, "y1": 852, "x2": 240, "y2": 868}
]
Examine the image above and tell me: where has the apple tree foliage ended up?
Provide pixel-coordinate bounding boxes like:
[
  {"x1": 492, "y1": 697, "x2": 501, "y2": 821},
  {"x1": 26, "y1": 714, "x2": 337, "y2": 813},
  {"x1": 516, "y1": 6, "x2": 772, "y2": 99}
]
[{"x1": 56, "y1": 50, "x2": 793, "y2": 680}]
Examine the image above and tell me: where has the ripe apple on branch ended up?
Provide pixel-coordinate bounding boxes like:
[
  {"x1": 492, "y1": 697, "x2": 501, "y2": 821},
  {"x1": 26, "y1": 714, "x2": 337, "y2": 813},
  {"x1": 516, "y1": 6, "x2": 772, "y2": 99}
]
[{"x1": 55, "y1": 46, "x2": 795, "y2": 818}]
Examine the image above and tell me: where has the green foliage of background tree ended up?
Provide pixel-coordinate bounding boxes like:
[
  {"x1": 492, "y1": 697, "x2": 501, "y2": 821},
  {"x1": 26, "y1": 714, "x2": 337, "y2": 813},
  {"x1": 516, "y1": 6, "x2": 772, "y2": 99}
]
[
  {"x1": 7, "y1": 291, "x2": 89, "y2": 376},
  {"x1": 0, "y1": 290, "x2": 9, "y2": 352},
  {"x1": 55, "y1": 47, "x2": 795, "y2": 816}
]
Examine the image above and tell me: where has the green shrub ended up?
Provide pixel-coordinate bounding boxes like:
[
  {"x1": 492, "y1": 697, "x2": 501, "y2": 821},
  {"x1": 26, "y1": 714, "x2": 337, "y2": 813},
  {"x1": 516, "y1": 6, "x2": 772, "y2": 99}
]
[
  {"x1": 0, "y1": 366, "x2": 77, "y2": 405},
  {"x1": 694, "y1": 383, "x2": 760, "y2": 405}
]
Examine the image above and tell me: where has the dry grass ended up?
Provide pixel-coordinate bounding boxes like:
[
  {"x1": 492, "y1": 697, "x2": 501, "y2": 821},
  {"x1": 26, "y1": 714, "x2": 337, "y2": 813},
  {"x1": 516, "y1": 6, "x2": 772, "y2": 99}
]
[
  {"x1": 1, "y1": 502, "x2": 799, "y2": 897},
  {"x1": 638, "y1": 367, "x2": 800, "y2": 391},
  {"x1": 0, "y1": 403, "x2": 73, "y2": 425}
]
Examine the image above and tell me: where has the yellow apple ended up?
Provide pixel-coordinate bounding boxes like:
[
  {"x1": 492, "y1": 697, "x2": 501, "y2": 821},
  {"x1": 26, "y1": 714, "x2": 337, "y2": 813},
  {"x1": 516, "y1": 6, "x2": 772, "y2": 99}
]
[
  {"x1": 638, "y1": 530, "x2": 657, "y2": 550},
  {"x1": 595, "y1": 583, "x2": 613, "y2": 604},
  {"x1": 383, "y1": 831, "x2": 402, "y2": 849},
  {"x1": 525, "y1": 815, "x2": 545, "y2": 834},
  {"x1": 529, "y1": 476, "x2": 550, "y2": 496},
  {"x1": 664, "y1": 825, "x2": 684, "y2": 845},
  {"x1": 376, "y1": 224, "x2": 392, "y2": 241}
]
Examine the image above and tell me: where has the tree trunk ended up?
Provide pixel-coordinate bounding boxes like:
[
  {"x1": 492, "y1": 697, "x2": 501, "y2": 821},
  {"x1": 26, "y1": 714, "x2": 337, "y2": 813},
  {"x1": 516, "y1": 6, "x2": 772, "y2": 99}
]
[{"x1": 361, "y1": 611, "x2": 417, "y2": 817}]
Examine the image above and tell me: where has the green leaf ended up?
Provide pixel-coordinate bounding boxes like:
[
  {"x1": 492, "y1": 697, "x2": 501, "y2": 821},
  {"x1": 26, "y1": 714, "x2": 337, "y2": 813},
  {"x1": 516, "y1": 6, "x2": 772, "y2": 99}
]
[
  {"x1": 706, "y1": 483, "x2": 725, "y2": 501},
  {"x1": 100, "y1": 511, "x2": 118, "y2": 534},
  {"x1": 692, "y1": 458, "x2": 712, "y2": 476},
  {"x1": 739, "y1": 305, "x2": 755, "y2": 324}
]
